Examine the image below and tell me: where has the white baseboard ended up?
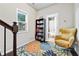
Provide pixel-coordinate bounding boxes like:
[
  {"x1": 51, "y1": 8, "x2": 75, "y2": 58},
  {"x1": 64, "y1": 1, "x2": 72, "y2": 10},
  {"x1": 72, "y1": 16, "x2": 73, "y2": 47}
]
[{"x1": 1, "y1": 39, "x2": 34, "y2": 55}]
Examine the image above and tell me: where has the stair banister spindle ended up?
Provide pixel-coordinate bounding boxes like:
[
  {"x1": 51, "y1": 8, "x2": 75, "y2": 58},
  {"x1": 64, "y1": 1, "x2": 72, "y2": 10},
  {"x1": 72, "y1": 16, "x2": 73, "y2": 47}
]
[{"x1": 4, "y1": 27, "x2": 6, "y2": 56}]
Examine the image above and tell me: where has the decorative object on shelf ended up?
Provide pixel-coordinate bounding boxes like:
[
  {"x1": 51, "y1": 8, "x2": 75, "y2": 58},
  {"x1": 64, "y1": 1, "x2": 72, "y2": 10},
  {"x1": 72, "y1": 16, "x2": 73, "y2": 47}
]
[{"x1": 35, "y1": 18, "x2": 46, "y2": 42}]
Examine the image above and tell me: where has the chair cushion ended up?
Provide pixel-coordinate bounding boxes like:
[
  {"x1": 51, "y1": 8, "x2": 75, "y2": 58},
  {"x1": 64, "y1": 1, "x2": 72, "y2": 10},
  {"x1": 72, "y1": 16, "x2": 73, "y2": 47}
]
[
  {"x1": 61, "y1": 33, "x2": 73, "y2": 41},
  {"x1": 55, "y1": 40, "x2": 70, "y2": 48}
]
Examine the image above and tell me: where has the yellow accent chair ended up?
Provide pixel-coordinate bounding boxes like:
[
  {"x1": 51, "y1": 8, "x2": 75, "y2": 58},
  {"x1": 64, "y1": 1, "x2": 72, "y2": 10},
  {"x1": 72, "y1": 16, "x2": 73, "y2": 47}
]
[{"x1": 55, "y1": 28, "x2": 77, "y2": 49}]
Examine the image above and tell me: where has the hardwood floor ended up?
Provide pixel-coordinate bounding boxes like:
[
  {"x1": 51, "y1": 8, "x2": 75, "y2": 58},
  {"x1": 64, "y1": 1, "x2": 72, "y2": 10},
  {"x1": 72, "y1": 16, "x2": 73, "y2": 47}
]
[
  {"x1": 70, "y1": 48, "x2": 78, "y2": 56},
  {"x1": 6, "y1": 51, "x2": 13, "y2": 56}
]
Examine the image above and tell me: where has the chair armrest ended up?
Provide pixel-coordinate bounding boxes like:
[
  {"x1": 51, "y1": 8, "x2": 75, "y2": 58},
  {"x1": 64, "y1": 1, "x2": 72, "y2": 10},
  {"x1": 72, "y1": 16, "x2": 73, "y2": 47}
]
[
  {"x1": 55, "y1": 35, "x2": 63, "y2": 40},
  {"x1": 68, "y1": 36, "x2": 74, "y2": 47}
]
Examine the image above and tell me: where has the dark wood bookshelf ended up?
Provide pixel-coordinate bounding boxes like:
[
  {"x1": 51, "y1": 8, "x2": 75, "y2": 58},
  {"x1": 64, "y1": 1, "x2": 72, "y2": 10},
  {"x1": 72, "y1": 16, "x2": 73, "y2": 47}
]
[{"x1": 35, "y1": 18, "x2": 46, "y2": 42}]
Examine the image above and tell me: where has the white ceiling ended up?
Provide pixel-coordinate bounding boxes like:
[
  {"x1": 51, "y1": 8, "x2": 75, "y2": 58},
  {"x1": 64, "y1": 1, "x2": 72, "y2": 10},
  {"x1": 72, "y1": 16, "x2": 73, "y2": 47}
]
[{"x1": 28, "y1": 3, "x2": 54, "y2": 11}]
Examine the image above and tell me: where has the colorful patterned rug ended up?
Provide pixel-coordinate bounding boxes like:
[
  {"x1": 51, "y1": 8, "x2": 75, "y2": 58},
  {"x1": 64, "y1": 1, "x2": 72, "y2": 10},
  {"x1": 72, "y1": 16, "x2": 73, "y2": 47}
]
[{"x1": 17, "y1": 41, "x2": 68, "y2": 56}]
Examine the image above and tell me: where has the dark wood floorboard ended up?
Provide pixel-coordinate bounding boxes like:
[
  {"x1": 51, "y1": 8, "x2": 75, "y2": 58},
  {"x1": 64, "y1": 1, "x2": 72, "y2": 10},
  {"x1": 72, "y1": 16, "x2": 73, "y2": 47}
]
[
  {"x1": 70, "y1": 48, "x2": 78, "y2": 56},
  {"x1": 6, "y1": 51, "x2": 13, "y2": 56}
]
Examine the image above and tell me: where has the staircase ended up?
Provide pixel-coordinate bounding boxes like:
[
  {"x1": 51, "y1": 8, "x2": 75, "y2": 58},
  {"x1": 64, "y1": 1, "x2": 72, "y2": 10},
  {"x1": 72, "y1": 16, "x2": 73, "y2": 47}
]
[{"x1": 0, "y1": 19, "x2": 18, "y2": 56}]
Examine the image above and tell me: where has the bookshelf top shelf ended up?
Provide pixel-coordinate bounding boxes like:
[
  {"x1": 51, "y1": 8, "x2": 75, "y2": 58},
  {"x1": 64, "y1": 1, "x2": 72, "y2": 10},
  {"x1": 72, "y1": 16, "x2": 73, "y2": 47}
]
[
  {"x1": 36, "y1": 18, "x2": 44, "y2": 21},
  {"x1": 37, "y1": 23, "x2": 43, "y2": 25}
]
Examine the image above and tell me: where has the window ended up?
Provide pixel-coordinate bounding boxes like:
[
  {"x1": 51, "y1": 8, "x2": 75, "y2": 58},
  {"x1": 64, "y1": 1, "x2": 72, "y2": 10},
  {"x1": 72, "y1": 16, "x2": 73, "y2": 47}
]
[{"x1": 16, "y1": 9, "x2": 28, "y2": 32}]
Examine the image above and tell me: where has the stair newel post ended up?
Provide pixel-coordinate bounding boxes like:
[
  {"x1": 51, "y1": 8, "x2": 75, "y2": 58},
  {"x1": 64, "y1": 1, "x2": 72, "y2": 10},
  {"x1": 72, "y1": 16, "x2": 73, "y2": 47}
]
[{"x1": 12, "y1": 22, "x2": 18, "y2": 56}]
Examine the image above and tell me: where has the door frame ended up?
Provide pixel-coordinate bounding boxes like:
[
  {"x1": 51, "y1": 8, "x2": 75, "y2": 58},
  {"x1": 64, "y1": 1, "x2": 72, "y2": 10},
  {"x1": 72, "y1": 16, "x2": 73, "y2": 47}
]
[{"x1": 46, "y1": 13, "x2": 58, "y2": 41}]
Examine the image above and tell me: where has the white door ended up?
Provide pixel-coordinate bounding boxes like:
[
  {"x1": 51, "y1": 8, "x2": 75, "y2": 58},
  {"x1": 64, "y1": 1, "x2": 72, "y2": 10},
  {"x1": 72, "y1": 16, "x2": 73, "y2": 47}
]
[{"x1": 46, "y1": 13, "x2": 58, "y2": 41}]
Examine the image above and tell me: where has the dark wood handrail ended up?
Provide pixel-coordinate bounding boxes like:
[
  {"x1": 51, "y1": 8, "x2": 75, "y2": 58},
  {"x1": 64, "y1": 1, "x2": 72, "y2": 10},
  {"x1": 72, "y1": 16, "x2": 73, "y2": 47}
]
[
  {"x1": 0, "y1": 20, "x2": 13, "y2": 31},
  {"x1": 0, "y1": 19, "x2": 18, "y2": 56}
]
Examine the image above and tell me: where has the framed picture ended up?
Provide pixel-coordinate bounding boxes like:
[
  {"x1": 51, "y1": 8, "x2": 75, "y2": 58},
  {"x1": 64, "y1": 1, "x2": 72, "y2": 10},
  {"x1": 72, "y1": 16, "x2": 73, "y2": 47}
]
[{"x1": 16, "y1": 9, "x2": 28, "y2": 32}]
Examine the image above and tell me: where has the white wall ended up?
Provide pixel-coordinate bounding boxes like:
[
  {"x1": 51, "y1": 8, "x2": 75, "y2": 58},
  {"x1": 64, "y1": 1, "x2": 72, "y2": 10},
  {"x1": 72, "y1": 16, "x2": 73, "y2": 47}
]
[
  {"x1": 75, "y1": 3, "x2": 79, "y2": 41},
  {"x1": 0, "y1": 3, "x2": 37, "y2": 54},
  {"x1": 73, "y1": 4, "x2": 79, "y2": 54},
  {"x1": 37, "y1": 3, "x2": 75, "y2": 28},
  {"x1": 37, "y1": 3, "x2": 75, "y2": 40}
]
